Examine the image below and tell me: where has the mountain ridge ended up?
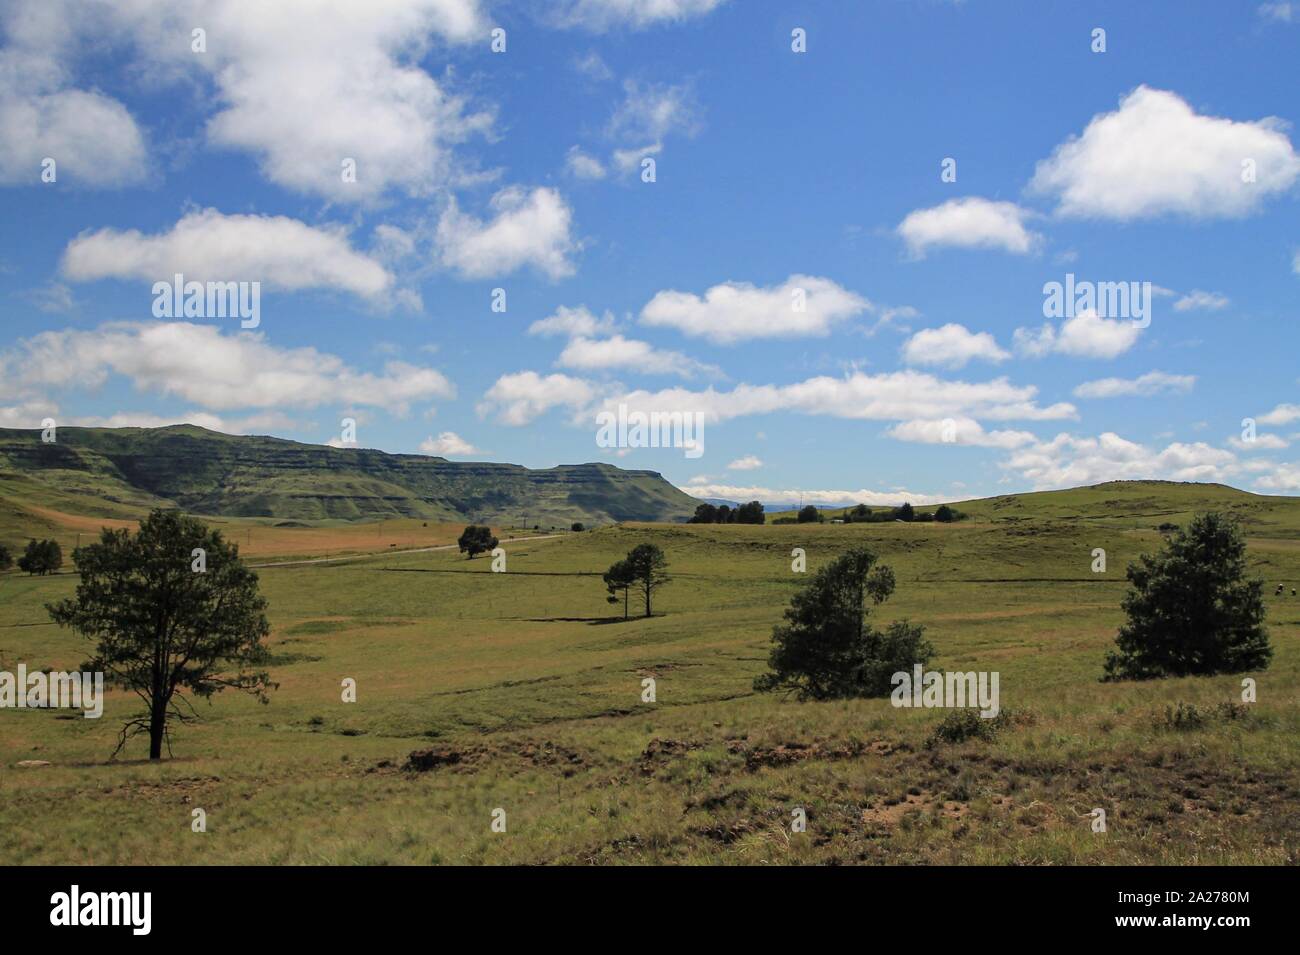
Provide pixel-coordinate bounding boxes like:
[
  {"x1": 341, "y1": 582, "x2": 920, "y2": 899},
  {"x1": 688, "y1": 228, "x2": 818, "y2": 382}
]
[{"x1": 0, "y1": 424, "x2": 700, "y2": 525}]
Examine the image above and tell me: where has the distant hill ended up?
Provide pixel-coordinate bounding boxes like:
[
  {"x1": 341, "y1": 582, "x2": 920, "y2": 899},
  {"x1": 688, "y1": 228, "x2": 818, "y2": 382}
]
[
  {"x1": 802, "y1": 480, "x2": 1300, "y2": 536},
  {"x1": 0, "y1": 425, "x2": 700, "y2": 525}
]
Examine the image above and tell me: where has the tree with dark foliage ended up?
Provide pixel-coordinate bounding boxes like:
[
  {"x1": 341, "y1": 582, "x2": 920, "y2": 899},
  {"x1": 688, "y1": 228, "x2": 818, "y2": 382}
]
[
  {"x1": 0, "y1": 542, "x2": 12, "y2": 572},
  {"x1": 458, "y1": 524, "x2": 499, "y2": 559},
  {"x1": 46, "y1": 510, "x2": 274, "y2": 760},
  {"x1": 755, "y1": 546, "x2": 934, "y2": 700},
  {"x1": 18, "y1": 538, "x2": 62, "y2": 575},
  {"x1": 1103, "y1": 512, "x2": 1271, "y2": 680},
  {"x1": 796, "y1": 505, "x2": 820, "y2": 523},
  {"x1": 604, "y1": 543, "x2": 670, "y2": 618},
  {"x1": 603, "y1": 558, "x2": 634, "y2": 619}
]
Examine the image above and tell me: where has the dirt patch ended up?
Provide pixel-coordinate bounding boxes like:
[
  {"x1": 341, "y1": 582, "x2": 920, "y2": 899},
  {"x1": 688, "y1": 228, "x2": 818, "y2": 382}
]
[
  {"x1": 404, "y1": 739, "x2": 589, "y2": 776},
  {"x1": 861, "y1": 791, "x2": 968, "y2": 826},
  {"x1": 405, "y1": 745, "x2": 483, "y2": 772}
]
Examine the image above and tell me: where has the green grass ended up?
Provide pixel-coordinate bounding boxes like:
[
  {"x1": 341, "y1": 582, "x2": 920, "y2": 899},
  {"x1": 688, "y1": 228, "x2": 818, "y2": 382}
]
[{"x1": 1, "y1": 482, "x2": 1298, "y2": 864}]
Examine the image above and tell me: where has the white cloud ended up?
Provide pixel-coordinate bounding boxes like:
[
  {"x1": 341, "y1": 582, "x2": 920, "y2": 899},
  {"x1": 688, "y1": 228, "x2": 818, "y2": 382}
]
[
  {"x1": 0, "y1": 3, "x2": 147, "y2": 187},
  {"x1": 1030, "y1": 86, "x2": 1300, "y2": 220},
  {"x1": 1258, "y1": 403, "x2": 1300, "y2": 426},
  {"x1": 480, "y1": 367, "x2": 1075, "y2": 432},
  {"x1": 1173, "y1": 290, "x2": 1230, "y2": 312},
  {"x1": 640, "y1": 274, "x2": 869, "y2": 344},
  {"x1": 67, "y1": 410, "x2": 297, "y2": 434},
  {"x1": 1229, "y1": 433, "x2": 1289, "y2": 450},
  {"x1": 557, "y1": 335, "x2": 718, "y2": 378},
  {"x1": 612, "y1": 142, "x2": 662, "y2": 174},
  {"x1": 436, "y1": 186, "x2": 578, "y2": 280},
  {"x1": 727, "y1": 455, "x2": 762, "y2": 470},
  {"x1": 886, "y1": 417, "x2": 1036, "y2": 449},
  {"x1": 159, "y1": 0, "x2": 490, "y2": 201},
  {"x1": 61, "y1": 208, "x2": 394, "y2": 299},
  {"x1": 605, "y1": 80, "x2": 700, "y2": 173},
  {"x1": 529, "y1": 305, "x2": 617, "y2": 338},
  {"x1": 1014, "y1": 311, "x2": 1142, "y2": 359},
  {"x1": 683, "y1": 483, "x2": 949, "y2": 507},
  {"x1": 420, "y1": 431, "x2": 480, "y2": 456},
  {"x1": 554, "y1": 0, "x2": 728, "y2": 31},
  {"x1": 478, "y1": 371, "x2": 596, "y2": 425},
  {"x1": 1255, "y1": 462, "x2": 1300, "y2": 491},
  {"x1": 1003, "y1": 431, "x2": 1239, "y2": 489},
  {"x1": 1072, "y1": 370, "x2": 1196, "y2": 398},
  {"x1": 897, "y1": 198, "x2": 1041, "y2": 257},
  {"x1": 0, "y1": 321, "x2": 454, "y2": 414},
  {"x1": 589, "y1": 370, "x2": 1076, "y2": 426},
  {"x1": 565, "y1": 146, "x2": 607, "y2": 180},
  {"x1": 901, "y1": 323, "x2": 1010, "y2": 369},
  {"x1": 609, "y1": 79, "x2": 701, "y2": 143}
]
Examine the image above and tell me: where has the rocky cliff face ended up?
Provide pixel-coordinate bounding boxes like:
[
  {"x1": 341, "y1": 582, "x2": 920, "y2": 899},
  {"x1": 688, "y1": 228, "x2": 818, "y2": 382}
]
[{"x1": 0, "y1": 425, "x2": 699, "y2": 524}]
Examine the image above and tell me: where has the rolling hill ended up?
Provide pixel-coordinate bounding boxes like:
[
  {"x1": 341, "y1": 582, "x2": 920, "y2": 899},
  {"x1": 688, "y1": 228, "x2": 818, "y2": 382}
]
[{"x1": 0, "y1": 425, "x2": 701, "y2": 526}]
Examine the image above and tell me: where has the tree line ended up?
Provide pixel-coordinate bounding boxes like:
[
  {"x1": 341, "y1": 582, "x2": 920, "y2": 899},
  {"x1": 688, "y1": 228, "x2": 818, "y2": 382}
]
[{"x1": 688, "y1": 501, "x2": 765, "y2": 524}]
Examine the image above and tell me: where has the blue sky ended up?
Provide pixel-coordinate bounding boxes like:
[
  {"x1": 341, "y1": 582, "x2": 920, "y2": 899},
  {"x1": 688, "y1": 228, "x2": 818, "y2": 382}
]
[{"x1": 1, "y1": 0, "x2": 1298, "y2": 506}]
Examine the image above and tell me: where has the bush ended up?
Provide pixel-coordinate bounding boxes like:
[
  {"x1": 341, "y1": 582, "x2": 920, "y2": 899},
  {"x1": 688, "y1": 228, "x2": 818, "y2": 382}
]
[
  {"x1": 18, "y1": 539, "x2": 62, "y2": 575},
  {"x1": 1103, "y1": 513, "x2": 1271, "y2": 680},
  {"x1": 0, "y1": 542, "x2": 11, "y2": 572},
  {"x1": 925, "y1": 709, "x2": 1018, "y2": 747},
  {"x1": 796, "y1": 505, "x2": 821, "y2": 524},
  {"x1": 571, "y1": 522, "x2": 584, "y2": 532},
  {"x1": 1157, "y1": 701, "x2": 1251, "y2": 731}
]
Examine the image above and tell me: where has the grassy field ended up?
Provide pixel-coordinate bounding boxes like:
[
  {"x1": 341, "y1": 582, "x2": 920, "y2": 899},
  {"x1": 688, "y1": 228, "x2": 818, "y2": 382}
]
[{"x1": 1, "y1": 481, "x2": 1298, "y2": 865}]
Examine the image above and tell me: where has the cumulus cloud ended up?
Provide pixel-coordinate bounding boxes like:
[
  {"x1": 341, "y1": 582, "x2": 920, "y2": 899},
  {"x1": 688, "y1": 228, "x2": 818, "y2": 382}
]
[
  {"x1": 1014, "y1": 312, "x2": 1142, "y2": 359},
  {"x1": 0, "y1": 2, "x2": 147, "y2": 187},
  {"x1": 1072, "y1": 370, "x2": 1196, "y2": 399},
  {"x1": 420, "y1": 431, "x2": 480, "y2": 456},
  {"x1": 557, "y1": 335, "x2": 718, "y2": 378},
  {"x1": 436, "y1": 186, "x2": 578, "y2": 280},
  {"x1": 1030, "y1": 86, "x2": 1300, "y2": 220},
  {"x1": 0, "y1": 321, "x2": 453, "y2": 415},
  {"x1": 886, "y1": 417, "x2": 1036, "y2": 449},
  {"x1": 1229, "y1": 432, "x2": 1289, "y2": 450},
  {"x1": 61, "y1": 208, "x2": 394, "y2": 299},
  {"x1": 477, "y1": 371, "x2": 597, "y2": 425},
  {"x1": 727, "y1": 455, "x2": 762, "y2": 470},
  {"x1": 640, "y1": 274, "x2": 869, "y2": 344},
  {"x1": 901, "y1": 323, "x2": 1010, "y2": 369},
  {"x1": 1173, "y1": 290, "x2": 1230, "y2": 312},
  {"x1": 897, "y1": 198, "x2": 1041, "y2": 257},
  {"x1": 529, "y1": 305, "x2": 618, "y2": 338},
  {"x1": 1003, "y1": 432, "x2": 1239, "y2": 489}
]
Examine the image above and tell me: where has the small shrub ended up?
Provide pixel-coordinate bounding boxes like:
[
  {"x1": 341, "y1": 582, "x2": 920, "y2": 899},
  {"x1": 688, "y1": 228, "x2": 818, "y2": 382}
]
[
  {"x1": 926, "y1": 709, "x2": 1016, "y2": 748},
  {"x1": 1157, "y1": 701, "x2": 1251, "y2": 731}
]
